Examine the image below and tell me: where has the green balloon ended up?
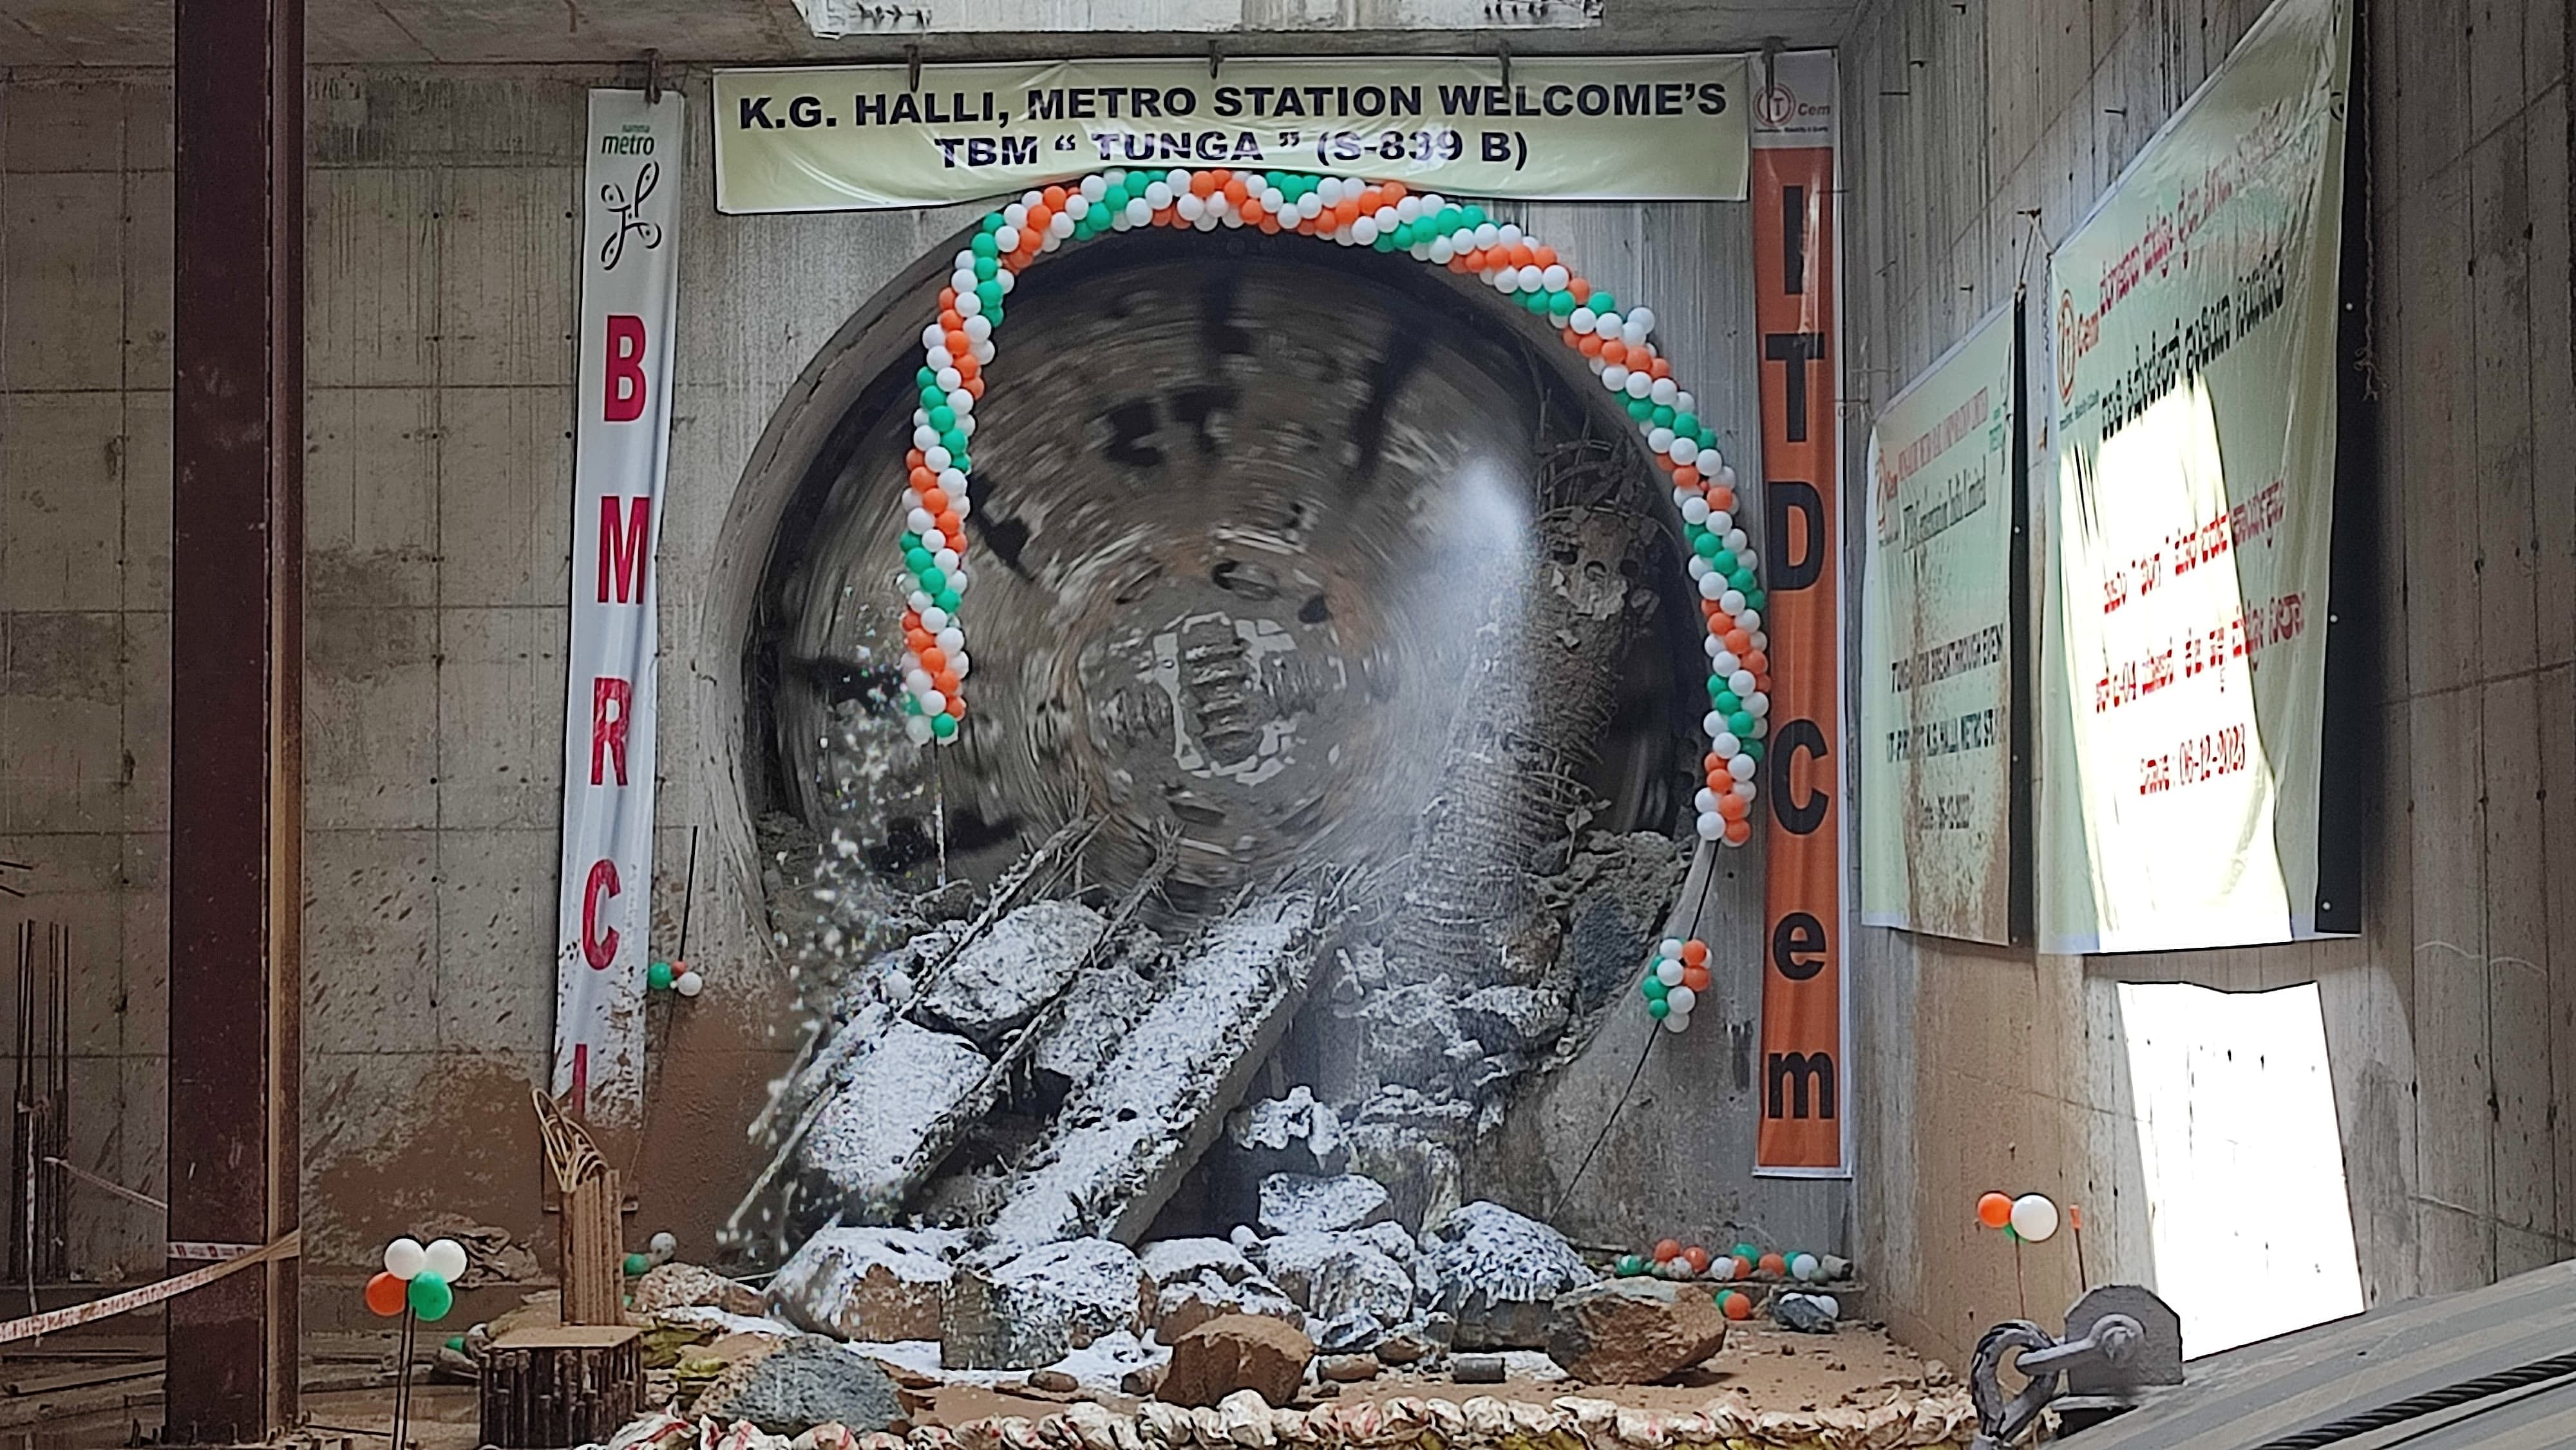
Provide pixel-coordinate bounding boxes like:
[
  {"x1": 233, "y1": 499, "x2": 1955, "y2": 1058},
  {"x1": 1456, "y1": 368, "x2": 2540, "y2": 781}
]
[
  {"x1": 1728, "y1": 711, "x2": 1756, "y2": 738},
  {"x1": 916, "y1": 366, "x2": 936, "y2": 388},
  {"x1": 1463, "y1": 205, "x2": 1488, "y2": 227},
  {"x1": 649, "y1": 961, "x2": 674, "y2": 992},
  {"x1": 900, "y1": 693, "x2": 922, "y2": 716},
  {"x1": 1696, "y1": 426, "x2": 1719, "y2": 449},
  {"x1": 930, "y1": 712, "x2": 960, "y2": 739},
  {"x1": 1646, "y1": 997, "x2": 1671, "y2": 1019},
  {"x1": 934, "y1": 588, "x2": 962, "y2": 612},
  {"x1": 1674, "y1": 412, "x2": 1701, "y2": 437},
  {"x1": 1732, "y1": 1241, "x2": 1759, "y2": 1261},
  {"x1": 446, "y1": 1335, "x2": 466, "y2": 1353},
  {"x1": 1742, "y1": 740, "x2": 1765, "y2": 764},
  {"x1": 1706, "y1": 679, "x2": 1728, "y2": 704},
  {"x1": 971, "y1": 231, "x2": 999, "y2": 256},
  {"x1": 1652, "y1": 404, "x2": 1676, "y2": 428},
  {"x1": 1745, "y1": 588, "x2": 1767, "y2": 611},
  {"x1": 975, "y1": 280, "x2": 1003, "y2": 309},
  {"x1": 1730, "y1": 569, "x2": 1756, "y2": 592},
  {"x1": 1615, "y1": 1254, "x2": 1645, "y2": 1277},
  {"x1": 1589, "y1": 291, "x2": 1615, "y2": 314},
  {"x1": 904, "y1": 547, "x2": 933, "y2": 573},
  {"x1": 1626, "y1": 397, "x2": 1654, "y2": 420},
  {"x1": 1694, "y1": 532, "x2": 1722, "y2": 560},
  {"x1": 918, "y1": 566, "x2": 947, "y2": 593},
  {"x1": 1642, "y1": 975, "x2": 1668, "y2": 1001},
  {"x1": 974, "y1": 255, "x2": 998, "y2": 281},
  {"x1": 623, "y1": 1252, "x2": 650, "y2": 1276},
  {"x1": 1548, "y1": 291, "x2": 1577, "y2": 317},
  {"x1": 408, "y1": 1271, "x2": 453, "y2": 1322},
  {"x1": 929, "y1": 405, "x2": 957, "y2": 431},
  {"x1": 1714, "y1": 689, "x2": 1740, "y2": 713},
  {"x1": 940, "y1": 430, "x2": 967, "y2": 456}
]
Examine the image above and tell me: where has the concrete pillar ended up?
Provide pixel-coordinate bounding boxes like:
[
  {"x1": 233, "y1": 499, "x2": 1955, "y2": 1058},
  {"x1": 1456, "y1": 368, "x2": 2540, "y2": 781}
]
[{"x1": 167, "y1": 0, "x2": 303, "y2": 1436}]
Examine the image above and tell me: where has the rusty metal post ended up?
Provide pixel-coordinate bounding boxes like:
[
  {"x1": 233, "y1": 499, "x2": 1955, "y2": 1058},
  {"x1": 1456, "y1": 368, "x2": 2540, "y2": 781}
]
[{"x1": 168, "y1": 0, "x2": 303, "y2": 1436}]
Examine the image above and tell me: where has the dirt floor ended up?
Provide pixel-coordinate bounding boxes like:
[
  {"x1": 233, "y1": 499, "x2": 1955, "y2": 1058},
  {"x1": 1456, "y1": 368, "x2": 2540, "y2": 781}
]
[{"x1": 0, "y1": 1321, "x2": 1939, "y2": 1450}]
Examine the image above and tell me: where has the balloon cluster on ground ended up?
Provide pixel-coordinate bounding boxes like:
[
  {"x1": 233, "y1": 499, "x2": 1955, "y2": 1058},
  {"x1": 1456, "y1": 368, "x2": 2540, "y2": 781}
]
[
  {"x1": 1613, "y1": 1237, "x2": 1842, "y2": 1286},
  {"x1": 647, "y1": 959, "x2": 705, "y2": 997},
  {"x1": 366, "y1": 1235, "x2": 464, "y2": 1321},
  {"x1": 1976, "y1": 1191, "x2": 2061, "y2": 1242},
  {"x1": 1640, "y1": 937, "x2": 1713, "y2": 1032},
  {"x1": 889, "y1": 169, "x2": 1769, "y2": 846}
]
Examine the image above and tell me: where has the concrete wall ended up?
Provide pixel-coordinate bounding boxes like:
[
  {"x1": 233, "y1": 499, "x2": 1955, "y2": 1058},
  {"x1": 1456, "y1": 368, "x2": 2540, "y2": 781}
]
[
  {"x1": 1839, "y1": 0, "x2": 2575, "y2": 1368},
  {"x1": 0, "y1": 60, "x2": 1837, "y2": 1289}
]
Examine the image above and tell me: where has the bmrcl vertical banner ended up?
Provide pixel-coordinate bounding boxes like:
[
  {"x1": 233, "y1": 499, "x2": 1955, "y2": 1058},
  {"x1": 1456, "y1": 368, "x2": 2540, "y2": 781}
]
[
  {"x1": 1750, "y1": 51, "x2": 1848, "y2": 1177},
  {"x1": 1859, "y1": 303, "x2": 2017, "y2": 945},
  {"x1": 554, "y1": 89, "x2": 684, "y2": 1121},
  {"x1": 2040, "y1": 0, "x2": 2349, "y2": 954}
]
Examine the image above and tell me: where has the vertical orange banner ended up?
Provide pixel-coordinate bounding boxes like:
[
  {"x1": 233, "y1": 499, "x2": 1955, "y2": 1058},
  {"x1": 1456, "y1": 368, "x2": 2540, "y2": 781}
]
[{"x1": 1750, "y1": 53, "x2": 1848, "y2": 1176}]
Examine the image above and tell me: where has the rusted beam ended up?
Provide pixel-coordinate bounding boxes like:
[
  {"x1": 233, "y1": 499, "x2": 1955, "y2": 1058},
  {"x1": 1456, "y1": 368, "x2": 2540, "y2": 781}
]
[{"x1": 167, "y1": 0, "x2": 303, "y2": 1438}]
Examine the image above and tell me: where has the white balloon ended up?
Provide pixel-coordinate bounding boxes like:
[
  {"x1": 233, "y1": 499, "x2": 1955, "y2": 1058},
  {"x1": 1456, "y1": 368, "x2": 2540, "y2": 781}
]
[
  {"x1": 1352, "y1": 216, "x2": 1379, "y2": 244},
  {"x1": 1723, "y1": 527, "x2": 1749, "y2": 551},
  {"x1": 675, "y1": 969, "x2": 704, "y2": 997},
  {"x1": 1711, "y1": 731, "x2": 1741, "y2": 757},
  {"x1": 1728, "y1": 753, "x2": 1757, "y2": 780},
  {"x1": 1682, "y1": 496, "x2": 1712, "y2": 525},
  {"x1": 1730, "y1": 669, "x2": 1759, "y2": 697},
  {"x1": 1695, "y1": 811, "x2": 1723, "y2": 840},
  {"x1": 907, "y1": 507, "x2": 935, "y2": 533},
  {"x1": 993, "y1": 225, "x2": 1020, "y2": 252},
  {"x1": 1720, "y1": 588, "x2": 1747, "y2": 614},
  {"x1": 1664, "y1": 984, "x2": 1696, "y2": 1014},
  {"x1": 1671, "y1": 438, "x2": 1700, "y2": 466},
  {"x1": 1675, "y1": 390, "x2": 1696, "y2": 415},
  {"x1": 1712, "y1": 649, "x2": 1741, "y2": 675},
  {"x1": 1703, "y1": 711, "x2": 1728, "y2": 737},
  {"x1": 1569, "y1": 306, "x2": 1598, "y2": 332},
  {"x1": 1658, "y1": 959, "x2": 1687, "y2": 986},
  {"x1": 911, "y1": 424, "x2": 940, "y2": 451},
  {"x1": 1602, "y1": 364, "x2": 1631, "y2": 391},
  {"x1": 1747, "y1": 693, "x2": 1771, "y2": 717},
  {"x1": 1739, "y1": 608, "x2": 1764, "y2": 633},
  {"x1": 1659, "y1": 937, "x2": 1685, "y2": 958},
  {"x1": 2011, "y1": 1194, "x2": 2061, "y2": 1243},
  {"x1": 921, "y1": 690, "x2": 947, "y2": 716},
  {"x1": 384, "y1": 1237, "x2": 428, "y2": 1281},
  {"x1": 1698, "y1": 573, "x2": 1727, "y2": 601},
  {"x1": 1624, "y1": 371, "x2": 1654, "y2": 399},
  {"x1": 1707, "y1": 510, "x2": 1734, "y2": 534},
  {"x1": 649, "y1": 1230, "x2": 679, "y2": 1258},
  {"x1": 1540, "y1": 263, "x2": 1569, "y2": 290},
  {"x1": 1003, "y1": 202, "x2": 1030, "y2": 228},
  {"x1": 1661, "y1": 1008, "x2": 1692, "y2": 1033},
  {"x1": 920, "y1": 606, "x2": 950, "y2": 630},
  {"x1": 936, "y1": 627, "x2": 965, "y2": 653},
  {"x1": 1790, "y1": 1252, "x2": 1820, "y2": 1281},
  {"x1": 955, "y1": 290, "x2": 983, "y2": 317},
  {"x1": 1649, "y1": 377, "x2": 1678, "y2": 406},
  {"x1": 424, "y1": 1238, "x2": 469, "y2": 1282},
  {"x1": 923, "y1": 446, "x2": 952, "y2": 471},
  {"x1": 933, "y1": 548, "x2": 960, "y2": 572},
  {"x1": 904, "y1": 716, "x2": 933, "y2": 744},
  {"x1": 1648, "y1": 426, "x2": 1676, "y2": 452},
  {"x1": 1627, "y1": 306, "x2": 1656, "y2": 332},
  {"x1": 904, "y1": 668, "x2": 933, "y2": 694}
]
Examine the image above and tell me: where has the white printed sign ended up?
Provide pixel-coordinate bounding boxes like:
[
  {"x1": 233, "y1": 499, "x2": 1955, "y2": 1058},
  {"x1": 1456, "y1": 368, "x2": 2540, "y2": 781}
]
[{"x1": 553, "y1": 89, "x2": 684, "y2": 1120}]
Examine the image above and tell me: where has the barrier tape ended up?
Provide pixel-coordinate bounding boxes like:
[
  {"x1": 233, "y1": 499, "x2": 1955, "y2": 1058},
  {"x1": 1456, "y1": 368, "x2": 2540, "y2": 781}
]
[
  {"x1": 166, "y1": 1240, "x2": 262, "y2": 1262},
  {"x1": 0, "y1": 1229, "x2": 299, "y2": 1346}
]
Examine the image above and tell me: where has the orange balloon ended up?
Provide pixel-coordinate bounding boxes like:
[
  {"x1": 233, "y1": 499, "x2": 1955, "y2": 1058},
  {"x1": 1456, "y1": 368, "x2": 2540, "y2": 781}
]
[
  {"x1": 1716, "y1": 793, "x2": 1748, "y2": 822},
  {"x1": 1743, "y1": 650, "x2": 1770, "y2": 675},
  {"x1": 1653, "y1": 1238, "x2": 1681, "y2": 1263},
  {"x1": 1721, "y1": 1290, "x2": 1752, "y2": 1321},
  {"x1": 1379, "y1": 180, "x2": 1407, "y2": 200},
  {"x1": 964, "y1": 377, "x2": 985, "y2": 399},
  {"x1": 939, "y1": 306, "x2": 963, "y2": 330},
  {"x1": 1601, "y1": 341, "x2": 1628, "y2": 365},
  {"x1": 365, "y1": 1270, "x2": 406, "y2": 1317},
  {"x1": 1731, "y1": 1255, "x2": 1755, "y2": 1279},
  {"x1": 945, "y1": 696, "x2": 967, "y2": 720},
  {"x1": 939, "y1": 287, "x2": 958, "y2": 311},
  {"x1": 937, "y1": 513, "x2": 964, "y2": 541},
  {"x1": 1681, "y1": 966, "x2": 1712, "y2": 992},
  {"x1": 1674, "y1": 465, "x2": 1703, "y2": 489},
  {"x1": 1578, "y1": 334, "x2": 1605, "y2": 357},
  {"x1": 919, "y1": 646, "x2": 947, "y2": 675},
  {"x1": 905, "y1": 630, "x2": 934, "y2": 655},
  {"x1": 1978, "y1": 1192, "x2": 2014, "y2": 1229},
  {"x1": 906, "y1": 448, "x2": 927, "y2": 471},
  {"x1": 934, "y1": 670, "x2": 961, "y2": 695},
  {"x1": 1041, "y1": 184, "x2": 1068, "y2": 207},
  {"x1": 1725, "y1": 629, "x2": 1754, "y2": 655},
  {"x1": 956, "y1": 353, "x2": 981, "y2": 380},
  {"x1": 1709, "y1": 487, "x2": 1736, "y2": 513},
  {"x1": 1722, "y1": 819, "x2": 1752, "y2": 846},
  {"x1": 1757, "y1": 1252, "x2": 1787, "y2": 1277},
  {"x1": 920, "y1": 486, "x2": 949, "y2": 513},
  {"x1": 1681, "y1": 1245, "x2": 1712, "y2": 1274},
  {"x1": 1568, "y1": 277, "x2": 1592, "y2": 303},
  {"x1": 1680, "y1": 939, "x2": 1709, "y2": 966}
]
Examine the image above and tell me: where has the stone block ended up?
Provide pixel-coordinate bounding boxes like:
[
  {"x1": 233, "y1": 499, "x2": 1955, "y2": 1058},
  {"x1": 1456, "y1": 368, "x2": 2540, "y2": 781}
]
[
  {"x1": 1544, "y1": 1277, "x2": 1726, "y2": 1382},
  {"x1": 769, "y1": 1225, "x2": 962, "y2": 1342},
  {"x1": 918, "y1": 898, "x2": 1106, "y2": 1047},
  {"x1": 1258, "y1": 1173, "x2": 1394, "y2": 1236},
  {"x1": 1160, "y1": 1315, "x2": 1314, "y2": 1409},
  {"x1": 940, "y1": 1238, "x2": 1149, "y2": 1370}
]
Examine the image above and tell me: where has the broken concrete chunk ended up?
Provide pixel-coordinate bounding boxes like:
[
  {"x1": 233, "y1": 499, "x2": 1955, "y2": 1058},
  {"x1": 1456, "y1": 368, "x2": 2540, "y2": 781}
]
[
  {"x1": 1226, "y1": 1087, "x2": 1349, "y2": 1176},
  {"x1": 798, "y1": 1020, "x2": 990, "y2": 1219},
  {"x1": 940, "y1": 1238, "x2": 1150, "y2": 1370},
  {"x1": 1454, "y1": 985, "x2": 1571, "y2": 1056},
  {"x1": 1260, "y1": 1232, "x2": 1416, "y2": 1328},
  {"x1": 1314, "y1": 1308, "x2": 1387, "y2": 1353},
  {"x1": 1544, "y1": 1278, "x2": 1727, "y2": 1382},
  {"x1": 1154, "y1": 1272, "x2": 1305, "y2": 1341},
  {"x1": 633, "y1": 1262, "x2": 767, "y2": 1319},
  {"x1": 1258, "y1": 1173, "x2": 1396, "y2": 1236},
  {"x1": 692, "y1": 1336, "x2": 904, "y2": 1436},
  {"x1": 1139, "y1": 1238, "x2": 1257, "y2": 1288},
  {"x1": 981, "y1": 893, "x2": 1323, "y2": 1252},
  {"x1": 768, "y1": 1226, "x2": 963, "y2": 1342},
  {"x1": 920, "y1": 899, "x2": 1108, "y2": 1047},
  {"x1": 1028, "y1": 951, "x2": 1155, "y2": 1099},
  {"x1": 1772, "y1": 1291, "x2": 1841, "y2": 1333},
  {"x1": 1423, "y1": 1201, "x2": 1596, "y2": 1350},
  {"x1": 1159, "y1": 1315, "x2": 1315, "y2": 1409}
]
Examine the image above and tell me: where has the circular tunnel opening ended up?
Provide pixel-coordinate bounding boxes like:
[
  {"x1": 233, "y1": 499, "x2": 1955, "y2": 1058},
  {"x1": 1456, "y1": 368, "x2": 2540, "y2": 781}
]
[{"x1": 751, "y1": 224, "x2": 1709, "y2": 928}]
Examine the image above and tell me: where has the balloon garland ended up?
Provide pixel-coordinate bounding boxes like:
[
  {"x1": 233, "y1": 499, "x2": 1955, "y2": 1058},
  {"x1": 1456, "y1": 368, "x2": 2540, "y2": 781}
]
[
  {"x1": 887, "y1": 169, "x2": 1772, "y2": 847},
  {"x1": 1640, "y1": 937, "x2": 1714, "y2": 1033}
]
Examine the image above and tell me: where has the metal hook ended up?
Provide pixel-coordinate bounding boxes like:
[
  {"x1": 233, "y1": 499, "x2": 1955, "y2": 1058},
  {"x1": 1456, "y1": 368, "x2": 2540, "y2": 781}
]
[
  {"x1": 905, "y1": 43, "x2": 922, "y2": 93},
  {"x1": 1208, "y1": 39, "x2": 1223, "y2": 79},
  {"x1": 1496, "y1": 37, "x2": 1511, "y2": 93},
  {"x1": 643, "y1": 48, "x2": 662, "y2": 105}
]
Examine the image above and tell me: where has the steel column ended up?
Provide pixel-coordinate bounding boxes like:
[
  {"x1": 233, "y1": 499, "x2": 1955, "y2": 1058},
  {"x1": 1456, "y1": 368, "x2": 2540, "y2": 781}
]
[{"x1": 167, "y1": 0, "x2": 303, "y2": 1436}]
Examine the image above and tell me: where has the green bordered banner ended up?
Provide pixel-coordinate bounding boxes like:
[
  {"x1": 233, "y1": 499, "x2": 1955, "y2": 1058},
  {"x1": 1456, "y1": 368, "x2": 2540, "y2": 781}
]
[
  {"x1": 1859, "y1": 301, "x2": 2018, "y2": 945},
  {"x1": 713, "y1": 56, "x2": 1750, "y2": 212}
]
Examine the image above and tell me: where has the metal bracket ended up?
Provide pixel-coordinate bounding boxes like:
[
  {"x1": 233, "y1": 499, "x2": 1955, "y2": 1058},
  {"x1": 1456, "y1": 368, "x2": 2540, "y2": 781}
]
[
  {"x1": 1496, "y1": 38, "x2": 1513, "y2": 93},
  {"x1": 906, "y1": 43, "x2": 923, "y2": 93},
  {"x1": 1208, "y1": 39, "x2": 1223, "y2": 78},
  {"x1": 1969, "y1": 1286, "x2": 2183, "y2": 1449},
  {"x1": 643, "y1": 48, "x2": 662, "y2": 105}
]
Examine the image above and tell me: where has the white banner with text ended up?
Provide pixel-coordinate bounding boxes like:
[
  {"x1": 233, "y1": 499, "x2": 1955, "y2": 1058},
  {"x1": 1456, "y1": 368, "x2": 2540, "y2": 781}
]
[
  {"x1": 2039, "y1": 0, "x2": 2349, "y2": 954},
  {"x1": 713, "y1": 56, "x2": 1749, "y2": 212},
  {"x1": 1861, "y1": 301, "x2": 2017, "y2": 945},
  {"x1": 554, "y1": 89, "x2": 684, "y2": 1120}
]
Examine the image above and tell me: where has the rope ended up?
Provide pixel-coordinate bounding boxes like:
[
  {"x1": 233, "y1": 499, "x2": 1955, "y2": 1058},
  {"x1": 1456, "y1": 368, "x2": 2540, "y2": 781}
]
[
  {"x1": 2246, "y1": 1350, "x2": 2576, "y2": 1450},
  {"x1": 1545, "y1": 1030, "x2": 1656, "y2": 1223}
]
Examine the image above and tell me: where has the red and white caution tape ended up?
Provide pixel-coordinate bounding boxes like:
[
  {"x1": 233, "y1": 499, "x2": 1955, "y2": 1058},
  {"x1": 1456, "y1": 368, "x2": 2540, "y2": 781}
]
[{"x1": 0, "y1": 1229, "x2": 298, "y2": 1346}]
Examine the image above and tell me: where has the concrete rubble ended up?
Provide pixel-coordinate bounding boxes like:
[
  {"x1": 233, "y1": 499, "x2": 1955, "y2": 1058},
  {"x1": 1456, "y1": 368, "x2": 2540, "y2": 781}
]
[
  {"x1": 798, "y1": 1020, "x2": 990, "y2": 1220},
  {"x1": 1255, "y1": 1231, "x2": 1416, "y2": 1334},
  {"x1": 638, "y1": 1263, "x2": 772, "y2": 1319},
  {"x1": 981, "y1": 892, "x2": 1324, "y2": 1252},
  {"x1": 919, "y1": 900, "x2": 1109, "y2": 1046},
  {"x1": 1227, "y1": 1088, "x2": 1349, "y2": 1176},
  {"x1": 941, "y1": 1238, "x2": 1152, "y2": 1370},
  {"x1": 1544, "y1": 1278, "x2": 1728, "y2": 1382},
  {"x1": 769, "y1": 1226, "x2": 964, "y2": 1342},
  {"x1": 1158, "y1": 1314, "x2": 1316, "y2": 1408},
  {"x1": 691, "y1": 1337, "x2": 905, "y2": 1436},
  {"x1": 1257, "y1": 1172, "x2": 1394, "y2": 1236},
  {"x1": 1423, "y1": 1202, "x2": 1597, "y2": 1350}
]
